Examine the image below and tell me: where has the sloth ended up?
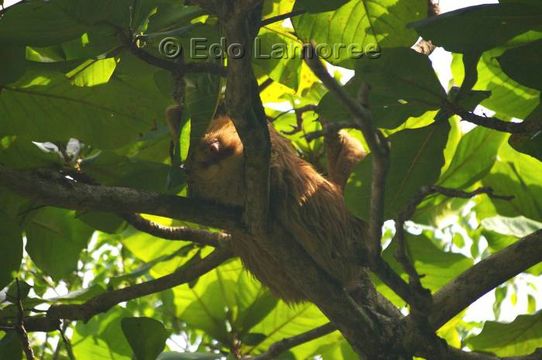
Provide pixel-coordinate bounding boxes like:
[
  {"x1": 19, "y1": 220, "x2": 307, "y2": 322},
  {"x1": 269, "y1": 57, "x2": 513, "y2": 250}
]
[{"x1": 186, "y1": 114, "x2": 367, "y2": 302}]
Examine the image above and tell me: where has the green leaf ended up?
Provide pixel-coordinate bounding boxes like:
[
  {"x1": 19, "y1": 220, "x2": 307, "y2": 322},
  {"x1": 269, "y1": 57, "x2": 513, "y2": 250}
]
[
  {"x1": 319, "y1": 48, "x2": 445, "y2": 129},
  {"x1": 179, "y1": 280, "x2": 233, "y2": 344},
  {"x1": 382, "y1": 233, "x2": 473, "y2": 292},
  {"x1": 185, "y1": 46, "x2": 222, "y2": 146},
  {"x1": 498, "y1": 39, "x2": 542, "y2": 91},
  {"x1": 0, "y1": 56, "x2": 169, "y2": 150},
  {"x1": 157, "y1": 352, "x2": 222, "y2": 360},
  {"x1": 481, "y1": 216, "x2": 542, "y2": 238},
  {"x1": 72, "y1": 309, "x2": 132, "y2": 360},
  {"x1": 235, "y1": 271, "x2": 279, "y2": 334},
  {"x1": 248, "y1": 302, "x2": 330, "y2": 359},
  {"x1": 241, "y1": 332, "x2": 267, "y2": 346},
  {"x1": 47, "y1": 284, "x2": 106, "y2": 304},
  {"x1": 438, "y1": 127, "x2": 506, "y2": 188},
  {"x1": 451, "y1": 52, "x2": 540, "y2": 120},
  {"x1": 295, "y1": 0, "x2": 350, "y2": 13},
  {"x1": 81, "y1": 151, "x2": 182, "y2": 193},
  {"x1": 409, "y1": 3, "x2": 542, "y2": 53},
  {"x1": 146, "y1": 3, "x2": 204, "y2": 33},
  {"x1": 253, "y1": 31, "x2": 301, "y2": 90},
  {"x1": 0, "y1": 1, "x2": 89, "y2": 46},
  {"x1": 25, "y1": 207, "x2": 93, "y2": 280},
  {"x1": 0, "y1": 332, "x2": 22, "y2": 360},
  {"x1": 292, "y1": 0, "x2": 426, "y2": 67},
  {"x1": 66, "y1": 58, "x2": 117, "y2": 87},
  {"x1": 483, "y1": 142, "x2": 542, "y2": 221},
  {"x1": 121, "y1": 317, "x2": 170, "y2": 360},
  {"x1": 509, "y1": 102, "x2": 542, "y2": 161},
  {"x1": 346, "y1": 120, "x2": 450, "y2": 220},
  {"x1": 0, "y1": 46, "x2": 26, "y2": 85},
  {"x1": 0, "y1": 215, "x2": 23, "y2": 289},
  {"x1": 466, "y1": 311, "x2": 542, "y2": 356},
  {"x1": 77, "y1": 211, "x2": 125, "y2": 234}
]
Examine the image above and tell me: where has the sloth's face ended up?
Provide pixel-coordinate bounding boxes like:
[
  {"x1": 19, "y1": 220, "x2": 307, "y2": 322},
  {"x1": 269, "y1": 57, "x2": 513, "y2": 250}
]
[{"x1": 186, "y1": 116, "x2": 245, "y2": 207}]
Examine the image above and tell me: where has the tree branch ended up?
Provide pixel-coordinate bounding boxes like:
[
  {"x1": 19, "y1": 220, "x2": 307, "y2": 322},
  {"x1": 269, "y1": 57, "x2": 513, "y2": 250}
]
[
  {"x1": 260, "y1": 9, "x2": 305, "y2": 27},
  {"x1": 122, "y1": 213, "x2": 230, "y2": 247},
  {"x1": 12, "y1": 248, "x2": 233, "y2": 331},
  {"x1": 451, "y1": 107, "x2": 528, "y2": 134},
  {"x1": 0, "y1": 165, "x2": 242, "y2": 230},
  {"x1": 424, "y1": 229, "x2": 542, "y2": 330},
  {"x1": 117, "y1": 24, "x2": 227, "y2": 76},
  {"x1": 253, "y1": 323, "x2": 336, "y2": 360},
  {"x1": 222, "y1": 4, "x2": 271, "y2": 235}
]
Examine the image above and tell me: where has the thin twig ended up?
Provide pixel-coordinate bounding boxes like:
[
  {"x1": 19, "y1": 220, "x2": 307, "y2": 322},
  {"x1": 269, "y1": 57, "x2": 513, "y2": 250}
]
[
  {"x1": 260, "y1": 9, "x2": 306, "y2": 27},
  {"x1": 116, "y1": 25, "x2": 227, "y2": 76},
  {"x1": 122, "y1": 213, "x2": 230, "y2": 247},
  {"x1": 450, "y1": 106, "x2": 528, "y2": 134},
  {"x1": 279, "y1": 104, "x2": 319, "y2": 135},
  {"x1": 2, "y1": 250, "x2": 231, "y2": 333},
  {"x1": 253, "y1": 323, "x2": 336, "y2": 360},
  {"x1": 58, "y1": 322, "x2": 75, "y2": 360},
  {"x1": 16, "y1": 279, "x2": 35, "y2": 360}
]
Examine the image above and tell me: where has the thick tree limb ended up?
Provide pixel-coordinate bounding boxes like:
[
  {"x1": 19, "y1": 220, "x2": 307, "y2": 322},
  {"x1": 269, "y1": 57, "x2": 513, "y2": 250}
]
[
  {"x1": 253, "y1": 323, "x2": 336, "y2": 360},
  {"x1": 222, "y1": 5, "x2": 271, "y2": 235},
  {"x1": 11, "y1": 248, "x2": 232, "y2": 332},
  {"x1": 122, "y1": 213, "x2": 230, "y2": 247},
  {"x1": 425, "y1": 229, "x2": 542, "y2": 329},
  {"x1": 0, "y1": 165, "x2": 242, "y2": 230}
]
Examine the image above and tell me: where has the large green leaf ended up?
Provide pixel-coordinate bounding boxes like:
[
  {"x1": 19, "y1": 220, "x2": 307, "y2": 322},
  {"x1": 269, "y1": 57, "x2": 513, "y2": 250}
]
[
  {"x1": 121, "y1": 317, "x2": 169, "y2": 360},
  {"x1": 498, "y1": 39, "x2": 542, "y2": 91},
  {"x1": 81, "y1": 151, "x2": 182, "y2": 193},
  {"x1": 509, "y1": 102, "x2": 542, "y2": 161},
  {"x1": 0, "y1": 332, "x2": 22, "y2": 360},
  {"x1": 466, "y1": 311, "x2": 542, "y2": 356},
  {"x1": 0, "y1": 54, "x2": 169, "y2": 150},
  {"x1": 483, "y1": 142, "x2": 542, "y2": 222},
  {"x1": 0, "y1": 0, "x2": 89, "y2": 46},
  {"x1": 0, "y1": 215, "x2": 23, "y2": 290},
  {"x1": 451, "y1": 52, "x2": 540, "y2": 120},
  {"x1": 292, "y1": 0, "x2": 426, "y2": 67},
  {"x1": 25, "y1": 207, "x2": 93, "y2": 280},
  {"x1": 382, "y1": 233, "x2": 473, "y2": 292},
  {"x1": 345, "y1": 120, "x2": 450, "y2": 220},
  {"x1": 235, "y1": 272, "x2": 279, "y2": 334},
  {"x1": 248, "y1": 302, "x2": 330, "y2": 359},
  {"x1": 72, "y1": 309, "x2": 133, "y2": 360},
  {"x1": 253, "y1": 30, "x2": 302, "y2": 90},
  {"x1": 319, "y1": 48, "x2": 445, "y2": 129},
  {"x1": 0, "y1": 46, "x2": 26, "y2": 85},
  {"x1": 179, "y1": 280, "x2": 233, "y2": 344},
  {"x1": 409, "y1": 3, "x2": 542, "y2": 53},
  {"x1": 438, "y1": 127, "x2": 506, "y2": 188},
  {"x1": 481, "y1": 216, "x2": 542, "y2": 238}
]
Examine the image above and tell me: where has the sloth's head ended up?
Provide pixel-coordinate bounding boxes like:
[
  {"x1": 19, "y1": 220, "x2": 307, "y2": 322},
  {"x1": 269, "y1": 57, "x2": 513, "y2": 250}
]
[{"x1": 186, "y1": 116, "x2": 245, "y2": 206}]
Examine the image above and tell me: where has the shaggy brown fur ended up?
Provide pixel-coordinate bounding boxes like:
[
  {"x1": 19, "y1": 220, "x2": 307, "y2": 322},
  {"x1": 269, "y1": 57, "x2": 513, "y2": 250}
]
[{"x1": 187, "y1": 115, "x2": 367, "y2": 302}]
